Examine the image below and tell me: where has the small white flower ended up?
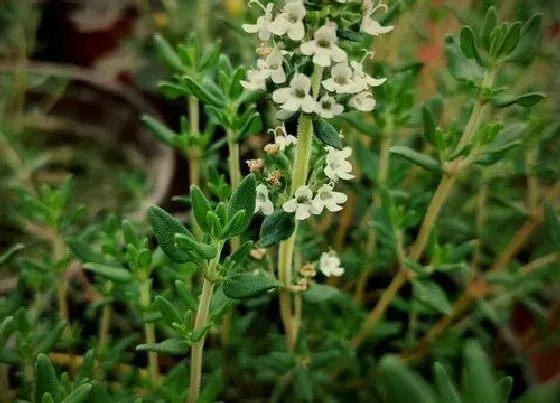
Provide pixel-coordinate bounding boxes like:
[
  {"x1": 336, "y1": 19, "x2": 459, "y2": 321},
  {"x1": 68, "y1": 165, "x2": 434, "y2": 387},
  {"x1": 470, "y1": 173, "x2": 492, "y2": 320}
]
[
  {"x1": 350, "y1": 60, "x2": 386, "y2": 91},
  {"x1": 263, "y1": 47, "x2": 287, "y2": 83},
  {"x1": 272, "y1": 73, "x2": 315, "y2": 112},
  {"x1": 324, "y1": 146, "x2": 354, "y2": 182},
  {"x1": 322, "y1": 61, "x2": 361, "y2": 94},
  {"x1": 349, "y1": 91, "x2": 376, "y2": 111},
  {"x1": 314, "y1": 184, "x2": 347, "y2": 212},
  {"x1": 282, "y1": 185, "x2": 321, "y2": 220},
  {"x1": 270, "y1": 0, "x2": 306, "y2": 41},
  {"x1": 240, "y1": 66, "x2": 268, "y2": 91},
  {"x1": 315, "y1": 95, "x2": 343, "y2": 119},
  {"x1": 270, "y1": 126, "x2": 298, "y2": 151},
  {"x1": 360, "y1": 3, "x2": 394, "y2": 36},
  {"x1": 255, "y1": 184, "x2": 274, "y2": 215},
  {"x1": 319, "y1": 251, "x2": 344, "y2": 277},
  {"x1": 300, "y1": 23, "x2": 347, "y2": 67},
  {"x1": 242, "y1": 2, "x2": 275, "y2": 41}
]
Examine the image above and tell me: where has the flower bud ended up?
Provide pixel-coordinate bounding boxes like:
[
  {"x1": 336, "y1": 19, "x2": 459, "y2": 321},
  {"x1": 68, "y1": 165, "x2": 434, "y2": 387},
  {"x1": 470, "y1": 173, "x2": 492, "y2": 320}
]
[
  {"x1": 246, "y1": 158, "x2": 264, "y2": 173},
  {"x1": 264, "y1": 143, "x2": 279, "y2": 155}
]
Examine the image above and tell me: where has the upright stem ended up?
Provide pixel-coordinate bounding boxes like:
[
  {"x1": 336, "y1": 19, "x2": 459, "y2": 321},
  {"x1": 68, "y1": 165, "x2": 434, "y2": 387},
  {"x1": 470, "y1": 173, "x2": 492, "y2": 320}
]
[
  {"x1": 188, "y1": 276, "x2": 216, "y2": 403},
  {"x1": 276, "y1": 66, "x2": 322, "y2": 350},
  {"x1": 226, "y1": 127, "x2": 241, "y2": 252},
  {"x1": 98, "y1": 304, "x2": 112, "y2": 355},
  {"x1": 140, "y1": 280, "x2": 158, "y2": 382},
  {"x1": 52, "y1": 235, "x2": 69, "y2": 325},
  {"x1": 188, "y1": 96, "x2": 201, "y2": 188}
]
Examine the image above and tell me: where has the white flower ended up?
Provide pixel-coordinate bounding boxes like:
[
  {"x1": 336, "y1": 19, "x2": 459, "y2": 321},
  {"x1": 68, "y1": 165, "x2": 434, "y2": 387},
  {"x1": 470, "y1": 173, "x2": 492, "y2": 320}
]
[
  {"x1": 263, "y1": 47, "x2": 287, "y2": 83},
  {"x1": 272, "y1": 73, "x2": 315, "y2": 112},
  {"x1": 350, "y1": 60, "x2": 386, "y2": 91},
  {"x1": 300, "y1": 23, "x2": 347, "y2": 67},
  {"x1": 324, "y1": 146, "x2": 354, "y2": 182},
  {"x1": 242, "y1": 2, "x2": 275, "y2": 41},
  {"x1": 282, "y1": 185, "x2": 321, "y2": 220},
  {"x1": 314, "y1": 184, "x2": 347, "y2": 212},
  {"x1": 322, "y1": 62, "x2": 361, "y2": 94},
  {"x1": 349, "y1": 91, "x2": 376, "y2": 111},
  {"x1": 319, "y1": 251, "x2": 344, "y2": 277},
  {"x1": 315, "y1": 95, "x2": 343, "y2": 119},
  {"x1": 255, "y1": 184, "x2": 274, "y2": 215},
  {"x1": 270, "y1": 0, "x2": 306, "y2": 41},
  {"x1": 360, "y1": 3, "x2": 394, "y2": 36},
  {"x1": 270, "y1": 126, "x2": 297, "y2": 151},
  {"x1": 240, "y1": 66, "x2": 268, "y2": 91}
]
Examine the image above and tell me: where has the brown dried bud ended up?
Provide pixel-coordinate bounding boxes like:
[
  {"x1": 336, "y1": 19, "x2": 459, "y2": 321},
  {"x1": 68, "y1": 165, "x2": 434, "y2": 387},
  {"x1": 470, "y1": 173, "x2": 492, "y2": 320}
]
[
  {"x1": 299, "y1": 263, "x2": 316, "y2": 278},
  {"x1": 249, "y1": 248, "x2": 267, "y2": 260},
  {"x1": 265, "y1": 171, "x2": 281, "y2": 186},
  {"x1": 264, "y1": 143, "x2": 279, "y2": 155},
  {"x1": 246, "y1": 158, "x2": 264, "y2": 173}
]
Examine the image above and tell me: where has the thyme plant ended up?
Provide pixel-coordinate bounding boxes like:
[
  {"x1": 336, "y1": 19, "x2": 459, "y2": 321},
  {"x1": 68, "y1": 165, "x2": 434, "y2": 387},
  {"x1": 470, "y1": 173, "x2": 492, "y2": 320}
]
[{"x1": 1, "y1": 1, "x2": 559, "y2": 402}]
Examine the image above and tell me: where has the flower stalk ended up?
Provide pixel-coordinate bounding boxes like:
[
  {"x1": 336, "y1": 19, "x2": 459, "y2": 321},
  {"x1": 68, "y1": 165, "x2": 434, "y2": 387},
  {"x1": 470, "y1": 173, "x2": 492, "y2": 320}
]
[
  {"x1": 139, "y1": 279, "x2": 158, "y2": 382},
  {"x1": 188, "y1": 251, "x2": 221, "y2": 403}
]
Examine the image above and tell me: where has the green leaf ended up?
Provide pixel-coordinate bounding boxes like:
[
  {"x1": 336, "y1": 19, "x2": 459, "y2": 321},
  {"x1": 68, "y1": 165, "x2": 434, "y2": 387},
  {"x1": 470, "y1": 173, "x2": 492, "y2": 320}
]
[
  {"x1": 42, "y1": 393, "x2": 55, "y2": 403},
  {"x1": 293, "y1": 367, "x2": 314, "y2": 402},
  {"x1": 190, "y1": 185, "x2": 212, "y2": 233},
  {"x1": 491, "y1": 92, "x2": 545, "y2": 108},
  {"x1": 235, "y1": 112, "x2": 262, "y2": 142},
  {"x1": 147, "y1": 205, "x2": 192, "y2": 263},
  {"x1": 0, "y1": 243, "x2": 24, "y2": 265},
  {"x1": 60, "y1": 384, "x2": 92, "y2": 403},
  {"x1": 506, "y1": 13, "x2": 543, "y2": 64},
  {"x1": 35, "y1": 354, "x2": 63, "y2": 402},
  {"x1": 154, "y1": 33, "x2": 186, "y2": 72},
  {"x1": 155, "y1": 295, "x2": 183, "y2": 327},
  {"x1": 141, "y1": 115, "x2": 179, "y2": 148},
  {"x1": 462, "y1": 340, "x2": 499, "y2": 403},
  {"x1": 303, "y1": 284, "x2": 340, "y2": 303},
  {"x1": 412, "y1": 280, "x2": 452, "y2": 315},
  {"x1": 183, "y1": 76, "x2": 224, "y2": 108},
  {"x1": 229, "y1": 67, "x2": 246, "y2": 99},
  {"x1": 220, "y1": 210, "x2": 247, "y2": 239},
  {"x1": 77, "y1": 350, "x2": 95, "y2": 382},
  {"x1": 36, "y1": 321, "x2": 66, "y2": 354},
  {"x1": 481, "y1": 6, "x2": 498, "y2": 51},
  {"x1": 136, "y1": 339, "x2": 189, "y2": 355},
  {"x1": 498, "y1": 376, "x2": 513, "y2": 403},
  {"x1": 444, "y1": 35, "x2": 483, "y2": 84},
  {"x1": 343, "y1": 114, "x2": 380, "y2": 138},
  {"x1": 422, "y1": 105, "x2": 437, "y2": 148},
  {"x1": 83, "y1": 263, "x2": 134, "y2": 283},
  {"x1": 379, "y1": 355, "x2": 437, "y2": 403},
  {"x1": 174, "y1": 233, "x2": 217, "y2": 260},
  {"x1": 312, "y1": 118, "x2": 343, "y2": 150},
  {"x1": 158, "y1": 81, "x2": 187, "y2": 99},
  {"x1": 544, "y1": 204, "x2": 560, "y2": 247},
  {"x1": 433, "y1": 362, "x2": 461, "y2": 403},
  {"x1": 460, "y1": 26, "x2": 477, "y2": 60},
  {"x1": 258, "y1": 210, "x2": 296, "y2": 248},
  {"x1": 227, "y1": 174, "x2": 257, "y2": 236},
  {"x1": 390, "y1": 145, "x2": 441, "y2": 173},
  {"x1": 223, "y1": 274, "x2": 282, "y2": 299},
  {"x1": 66, "y1": 238, "x2": 105, "y2": 264},
  {"x1": 497, "y1": 22, "x2": 522, "y2": 57},
  {"x1": 175, "y1": 280, "x2": 198, "y2": 311}
]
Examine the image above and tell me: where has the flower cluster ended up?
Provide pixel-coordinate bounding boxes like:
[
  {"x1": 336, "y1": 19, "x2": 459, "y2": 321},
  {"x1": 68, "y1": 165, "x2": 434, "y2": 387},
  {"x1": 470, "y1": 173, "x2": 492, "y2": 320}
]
[
  {"x1": 244, "y1": 1, "x2": 393, "y2": 228},
  {"x1": 241, "y1": 0, "x2": 392, "y2": 115}
]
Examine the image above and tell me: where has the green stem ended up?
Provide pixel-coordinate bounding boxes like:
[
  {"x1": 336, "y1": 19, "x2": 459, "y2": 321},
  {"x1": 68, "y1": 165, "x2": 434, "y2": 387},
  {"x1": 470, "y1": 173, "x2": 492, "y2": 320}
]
[
  {"x1": 188, "y1": 96, "x2": 201, "y2": 188},
  {"x1": 276, "y1": 65, "x2": 322, "y2": 350},
  {"x1": 188, "y1": 250, "x2": 221, "y2": 403},
  {"x1": 226, "y1": 128, "x2": 241, "y2": 252},
  {"x1": 277, "y1": 112, "x2": 315, "y2": 351},
  {"x1": 140, "y1": 280, "x2": 158, "y2": 382}
]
